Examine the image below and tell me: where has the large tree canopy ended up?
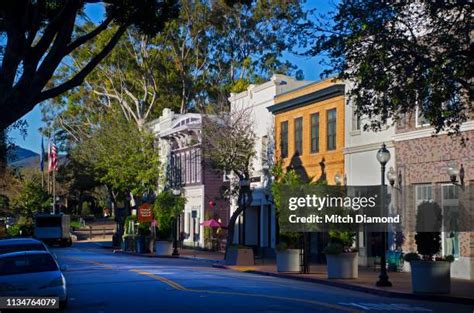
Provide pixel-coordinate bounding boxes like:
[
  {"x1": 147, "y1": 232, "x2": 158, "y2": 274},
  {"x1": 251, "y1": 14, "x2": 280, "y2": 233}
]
[
  {"x1": 0, "y1": 0, "x2": 179, "y2": 130},
  {"x1": 308, "y1": 0, "x2": 472, "y2": 135}
]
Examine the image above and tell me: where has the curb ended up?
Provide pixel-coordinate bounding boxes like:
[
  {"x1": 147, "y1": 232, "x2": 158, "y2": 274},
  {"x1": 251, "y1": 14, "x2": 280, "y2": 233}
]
[
  {"x1": 113, "y1": 250, "x2": 225, "y2": 264},
  {"x1": 212, "y1": 265, "x2": 474, "y2": 306}
]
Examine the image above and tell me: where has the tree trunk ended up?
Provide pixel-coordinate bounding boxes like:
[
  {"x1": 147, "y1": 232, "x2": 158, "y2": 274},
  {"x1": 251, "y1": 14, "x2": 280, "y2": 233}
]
[{"x1": 224, "y1": 182, "x2": 252, "y2": 260}]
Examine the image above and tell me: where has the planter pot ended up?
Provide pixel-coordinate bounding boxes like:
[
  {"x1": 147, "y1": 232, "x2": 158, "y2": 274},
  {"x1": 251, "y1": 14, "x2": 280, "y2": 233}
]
[
  {"x1": 326, "y1": 252, "x2": 358, "y2": 279},
  {"x1": 135, "y1": 237, "x2": 145, "y2": 254},
  {"x1": 225, "y1": 247, "x2": 254, "y2": 266},
  {"x1": 276, "y1": 249, "x2": 300, "y2": 272},
  {"x1": 410, "y1": 261, "x2": 451, "y2": 294},
  {"x1": 155, "y1": 241, "x2": 173, "y2": 256}
]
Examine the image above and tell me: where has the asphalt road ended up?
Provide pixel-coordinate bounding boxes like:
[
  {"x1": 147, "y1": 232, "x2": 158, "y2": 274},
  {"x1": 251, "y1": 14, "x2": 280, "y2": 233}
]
[{"x1": 51, "y1": 243, "x2": 474, "y2": 313}]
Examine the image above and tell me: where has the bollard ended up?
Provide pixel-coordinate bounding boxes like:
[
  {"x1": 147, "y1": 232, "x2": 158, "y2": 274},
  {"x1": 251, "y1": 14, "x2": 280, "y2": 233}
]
[{"x1": 89, "y1": 225, "x2": 92, "y2": 240}]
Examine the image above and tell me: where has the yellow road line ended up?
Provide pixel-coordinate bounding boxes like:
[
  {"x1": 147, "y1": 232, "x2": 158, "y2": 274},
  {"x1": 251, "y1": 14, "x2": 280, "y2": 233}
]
[
  {"x1": 131, "y1": 269, "x2": 361, "y2": 313},
  {"x1": 63, "y1": 256, "x2": 114, "y2": 269}
]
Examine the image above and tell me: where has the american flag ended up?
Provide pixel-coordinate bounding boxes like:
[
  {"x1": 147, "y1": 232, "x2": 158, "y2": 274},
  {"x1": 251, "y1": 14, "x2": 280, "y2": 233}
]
[{"x1": 48, "y1": 141, "x2": 58, "y2": 172}]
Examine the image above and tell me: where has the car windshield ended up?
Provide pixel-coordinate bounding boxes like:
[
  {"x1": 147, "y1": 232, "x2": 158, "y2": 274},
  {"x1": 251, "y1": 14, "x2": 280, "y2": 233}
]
[
  {"x1": 0, "y1": 254, "x2": 58, "y2": 276},
  {"x1": 0, "y1": 244, "x2": 46, "y2": 255}
]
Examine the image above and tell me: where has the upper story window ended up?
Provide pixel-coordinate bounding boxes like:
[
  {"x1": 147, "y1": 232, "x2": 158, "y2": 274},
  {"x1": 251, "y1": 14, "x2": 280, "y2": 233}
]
[
  {"x1": 280, "y1": 121, "x2": 288, "y2": 158},
  {"x1": 352, "y1": 108, "x2": 361, "y2": 131},
  {"x1": 310, "y1": 113, "x2": 319, "y2": 153},
  {"x1": 294, "y1": 117, "x2": 303, "y2": 155},
  {"x1": 415, "y1": 106, "x2": 430, "y2": 127},
  {"x1": 327, "y1": 109, "x2": 337, "y2": 150}
]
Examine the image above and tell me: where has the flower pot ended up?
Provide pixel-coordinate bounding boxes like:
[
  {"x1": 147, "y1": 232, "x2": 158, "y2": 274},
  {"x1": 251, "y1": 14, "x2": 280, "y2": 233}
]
[
  {"x1": 326, "y1": 252, "x2": 358, "y2": 279},
  {"x1": 225, "y1": 247, "x2": 254, "y2": 265},
  {"x1": 155, "y1": 241, "x2": 173, "y2": 256},
  {"x1": 276, "y1": 249, "x2": 300, "y2": 272},
  {"x1": 410, "y1": 261, "x2": 451, "y2": 294},
  {"x1": 135, "y1": 237, "x2": 145, "y2": 254}
]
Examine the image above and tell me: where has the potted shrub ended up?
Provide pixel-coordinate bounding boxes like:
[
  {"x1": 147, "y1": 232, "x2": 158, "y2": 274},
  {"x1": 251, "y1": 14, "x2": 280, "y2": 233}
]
[
  {"x1": 225, "y1": 245, "x2": 254, "y2": 266},
  {"x1": 122, "y1": 215, "x2": 137, "y2": 252},
  {"x1": 276, "y1": 233, "x2": 301, "y2": 272},
  {"x1": 153, "y1": 191, "x2": 185, "y2": 256},
  {"x1": 324, "y1": 231, "x2": 358, "y2": 279},
  {"x1": 404, "y1": 201, "x2": 453, "y2": 294}
]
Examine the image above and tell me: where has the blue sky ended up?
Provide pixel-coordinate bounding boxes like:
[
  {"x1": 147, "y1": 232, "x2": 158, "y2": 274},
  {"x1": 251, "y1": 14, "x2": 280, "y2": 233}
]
[{"x1": 10, "y1": 1, "x2": 338, "y2": 154}]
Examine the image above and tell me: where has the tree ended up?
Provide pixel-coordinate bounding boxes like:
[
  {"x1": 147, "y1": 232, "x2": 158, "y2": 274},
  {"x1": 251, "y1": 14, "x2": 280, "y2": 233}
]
[
  {"x1": 0, "y1": 0, "x2": 179, "y2": 130},
  {"x1": 307, "y1": 1, "x2": 472, "y2": 135},
  {"x1": 201, "y1": 108, "x2": 256, "y2": 256},
  {"x1": 71, "y1": 113, "x2": 160, "y2": 204},
  {"x1": 12, "y1": 176, "x2": 51, "y2": 217}
]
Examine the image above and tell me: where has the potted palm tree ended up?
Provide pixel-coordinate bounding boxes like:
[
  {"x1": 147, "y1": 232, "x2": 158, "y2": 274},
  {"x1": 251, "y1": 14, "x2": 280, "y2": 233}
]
[
  {"x1": 153, "y1": 191, "x2": 185, "y2": 256},
  {"x1": 324, "y1": 231, "x2": 358, "y2": 279},
  {"x1": 404, "y1": 201, "x2": 453, "y2": 294}
]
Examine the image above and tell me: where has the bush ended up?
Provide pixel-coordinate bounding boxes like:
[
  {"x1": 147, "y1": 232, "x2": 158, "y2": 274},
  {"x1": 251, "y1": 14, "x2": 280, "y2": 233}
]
[
  {"x1": 415, "y1": 201, "x2": 442, "y2": 260},
  {"x1": 404, "y1": 252, "x2": 421, "y2": 262},
  {"x1": 153, "y1": 191, "x2": 185, "y2": 241},
  {"x1": 323, "y1": 242, "x2": 345, "y2": 255}
]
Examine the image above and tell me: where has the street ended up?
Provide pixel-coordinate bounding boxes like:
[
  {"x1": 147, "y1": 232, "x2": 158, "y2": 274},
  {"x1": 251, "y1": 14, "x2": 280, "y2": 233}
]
[{"x1": 52, "y1": 243, "x2": 474, "y2": 313}]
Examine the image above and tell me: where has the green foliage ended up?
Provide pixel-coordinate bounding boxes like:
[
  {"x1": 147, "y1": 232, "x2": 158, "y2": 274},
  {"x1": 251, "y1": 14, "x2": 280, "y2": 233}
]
[
  {"x1": 271, "y1": 160, "x2": 303, "y2": 249},
  {"x1": 124, "y1": 215, "x2": 138, "y2": 235},
  {"x1": 328, "y1": 230, "x2": 356, "y2": 250},
  {"x1": 415, "y1": 201, "x2": 442, "y2": 260},
  {"x1": 12, "y1": 177, "x2": 51, "y2": 216},
  {"x1": 444, "y1": 255, "x2": 455, "y2": 263},
  {"x1": 403, "y1": 252, "x2": 421, "y2": 263},
  {"x1": 138, "y1": 222, "x2": 151, "y2": 237},
  {"x1": 323, "y1": 242, "x2": 344, "y2": 255},
  {"x1": 309, "y1": 1, "x2": 472, "y2": 136},
  {"x1": 81, "y1": 202, "x2": 91, "y2": 216},
  {"x1": 0, "y1": 1, "x2": 179, "y2": 130},
  {"x1": 72, "y1": 115, "x2": 160, "y2": 196},
  {"x1": 153, "y1": 191, "x2": 185, "y2": 241}
]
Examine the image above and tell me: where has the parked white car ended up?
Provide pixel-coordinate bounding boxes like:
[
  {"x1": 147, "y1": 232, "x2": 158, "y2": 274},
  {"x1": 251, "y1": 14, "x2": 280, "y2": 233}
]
[
  {"x1": 0, "y1": 251, "x2": 67, "y2": 308},
  {"x1": 0, "y1": 238, "x2": 49, "y2": 255}
]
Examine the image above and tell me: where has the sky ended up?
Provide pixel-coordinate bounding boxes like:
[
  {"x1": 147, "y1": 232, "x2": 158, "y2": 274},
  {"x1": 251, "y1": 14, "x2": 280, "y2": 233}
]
[{"x1": 10, "y1": 1, "x2": 338, "y2": 154}]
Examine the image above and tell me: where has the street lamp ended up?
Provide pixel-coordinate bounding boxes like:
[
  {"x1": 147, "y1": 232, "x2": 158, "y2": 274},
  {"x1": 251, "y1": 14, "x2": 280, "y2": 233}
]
[
  {"x1": 172, "y1": 188, "x2": 181, "y2": 256},
  {"x1": 376, "y1": 143, "x2": 392, "y2": 287},
  {"x1": 447, "y1": 161, "x2": 464, "y2": 187}
]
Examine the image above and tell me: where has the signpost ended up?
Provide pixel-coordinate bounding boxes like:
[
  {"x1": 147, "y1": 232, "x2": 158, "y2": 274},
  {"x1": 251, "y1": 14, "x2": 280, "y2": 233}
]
[{"x1": 137, "y1": 203, "x2": 153, "y2": 222}]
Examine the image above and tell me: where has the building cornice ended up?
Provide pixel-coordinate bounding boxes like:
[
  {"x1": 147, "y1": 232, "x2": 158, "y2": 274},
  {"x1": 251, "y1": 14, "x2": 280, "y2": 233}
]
[
  {"x1": 393, "y1": 121, "x2": 474, "y2": 142},
  {"x1": 344, "y1": 141, "x2": 395, "y2": 155},
  {"x1": 267, "y1": 84, "x2": 345, "y2": 114}
]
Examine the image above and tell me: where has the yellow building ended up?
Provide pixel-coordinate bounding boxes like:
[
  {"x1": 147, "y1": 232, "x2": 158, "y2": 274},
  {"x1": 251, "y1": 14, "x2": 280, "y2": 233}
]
[{"x1": 268, "y1": 79, "x2": 345, "y2": 185}]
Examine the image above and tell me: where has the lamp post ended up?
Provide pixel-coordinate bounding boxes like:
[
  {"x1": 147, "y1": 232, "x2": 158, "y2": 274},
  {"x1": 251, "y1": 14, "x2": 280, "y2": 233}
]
[
  {"x1": 447, "y1": 161, "x2": 465, "y2": 187},
  {"x1": 172, "y1": 188, "x2": 181, "y2": 256},
  {"x1": 376, "y1": 143, "x2": 392, "y2": 287}
]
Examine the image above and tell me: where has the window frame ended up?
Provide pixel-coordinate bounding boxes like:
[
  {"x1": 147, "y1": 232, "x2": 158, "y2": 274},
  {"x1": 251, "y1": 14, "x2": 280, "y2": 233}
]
[
  {"x1": 327, "y1": 109, "x2": 337, "y2": 151},
  {"x1": 310, "y1": 113, "x2": 320, "y2": 153},
  {"x1": 280, "y1": 121, "x2": 289, "y2": 158},
  {"x1": 294, "y1": 117, "x2": 303, "y2": 155}
]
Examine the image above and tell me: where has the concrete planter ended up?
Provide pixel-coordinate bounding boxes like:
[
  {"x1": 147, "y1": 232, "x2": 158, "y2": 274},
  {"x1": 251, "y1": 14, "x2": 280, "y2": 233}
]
[
  {"x1": 155, "y1": 241, "x2": 173, "y2": 256},
  {"x1": 276, "y1": 249, "x2": 300, "y2": 272},
  {"x1": 225, "y1": 247, "x2": 254, "y2": 266},
  {"x1": 326, "y1": 252, "x2": 358, "y2": 279},
  {"x1": 410, "y1": 261, "x2": 451, "y2": 294}
]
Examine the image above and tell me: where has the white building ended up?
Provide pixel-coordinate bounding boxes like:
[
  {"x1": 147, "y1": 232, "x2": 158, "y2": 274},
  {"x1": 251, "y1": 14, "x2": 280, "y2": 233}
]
[
  {"x1": 149, "y1": 109, "x2": 229, "y2": 248},
  {"x1": 343, "y1": 84, "x2": 396, "y2": 266},
  {"x1": 228, "y1": 74, "x2": 312, "y2": 255}
]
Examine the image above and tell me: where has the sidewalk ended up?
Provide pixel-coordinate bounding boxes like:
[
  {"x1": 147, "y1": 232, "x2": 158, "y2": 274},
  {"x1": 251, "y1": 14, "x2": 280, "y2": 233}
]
[
  {"x1": 213, "y1": 261, "x2": 474, "y2": 305},
  {"x1": 110, "y1": 246, "x2": 225, "y2": 264}
]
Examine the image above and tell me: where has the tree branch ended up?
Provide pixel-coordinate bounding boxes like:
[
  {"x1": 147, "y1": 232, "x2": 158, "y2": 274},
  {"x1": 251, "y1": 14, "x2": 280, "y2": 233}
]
[{"x1": 37, "y1": 25, "x2": 128, "y2": 103}]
